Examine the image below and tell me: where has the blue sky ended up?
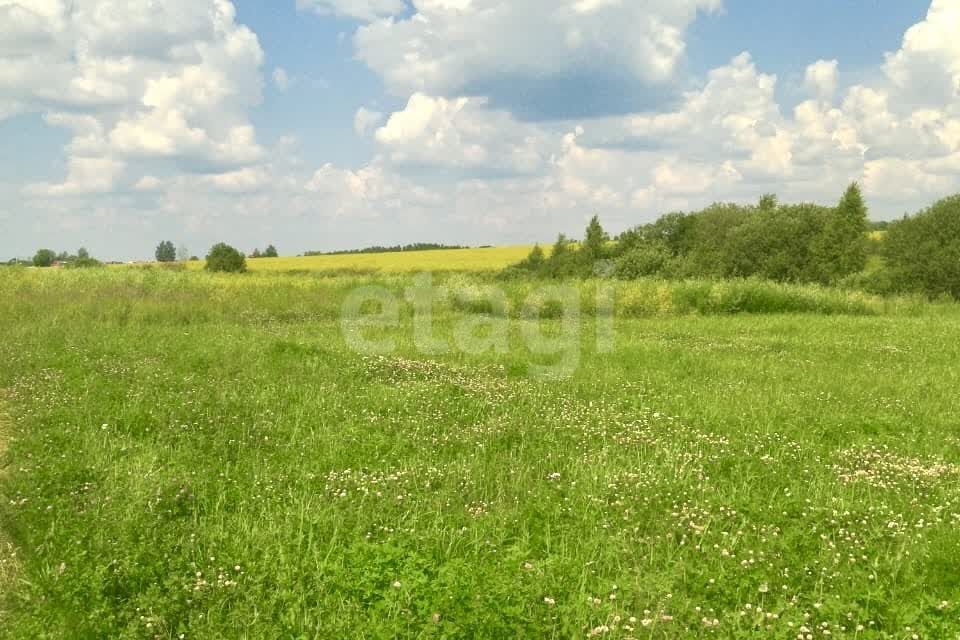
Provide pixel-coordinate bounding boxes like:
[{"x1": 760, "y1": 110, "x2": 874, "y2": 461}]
[{"x1": 0, "y1": 0, "x2": 956, "y2": 260}]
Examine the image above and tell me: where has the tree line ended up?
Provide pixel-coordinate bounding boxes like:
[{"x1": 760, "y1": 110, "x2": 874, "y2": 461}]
[
  {"x1": 305, "y1": 243, "x2": 469, "y2": 256},
  {"x1": 17, "y1": 240, "x2": 272, "y2": 274},
  {"x1": 509, "y1": 184, "x2": 960, "y2": 299},
  {"x1": 24, "y1": 247, "x2": 102, "y2": 269}
]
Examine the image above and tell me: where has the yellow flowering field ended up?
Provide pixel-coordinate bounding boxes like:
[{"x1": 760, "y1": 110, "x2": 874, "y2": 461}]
[{"x1": 184, "y1": 245, "x2": 539, "y2": 273}]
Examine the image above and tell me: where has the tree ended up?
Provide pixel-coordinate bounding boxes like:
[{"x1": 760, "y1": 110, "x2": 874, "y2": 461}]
[
  {"x1": 517, "y1": 244, "x2": 545, "y2": 271},
  {"x1": 551, "y1": 234, "x2": 570, "y2": 258},
  {"x1": 77, "y1": 247, "x2": 90, "y2": 260},
  {"x1": 263, "y1": 244, "x2": 279, "y2": 258},
  {"x1": 177, "y1": 244, "x2": 190, "y2": 262},
  {"x1": 758, "y1": 193, "x2": 778, "y2": 211},
  {"x1": 544, "y1": 233, "x2": 580, "y2": 277},
  {"x1": 582, "y1": 215, "x2": 609, "y2": 259},
  {"x1": 812, "y1": 183, "x2": 869, "y2": 282},
  {"x1": 251, "y1": 248, "x2": 262, "y2": 258},
  {"x1": 155, "y1": 240, "x2": 176, "y2": 262},
  {"x1": 33, "y1": 249, "x2": 56, "y2": 267},
  {"x1": 205, "y1": 243, "x2": 247, "y2": 273},
  {"x1": 883, "y1": 194, "x2": 960, "y2": 298}
]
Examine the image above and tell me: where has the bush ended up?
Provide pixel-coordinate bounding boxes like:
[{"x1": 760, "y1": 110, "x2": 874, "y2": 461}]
[
  {"x1": 615, "y1": 242, "x2": 672, "y2": 278},
  {"x1": 33, "y1": 249, "x2": 56, "y2": 267},
  {"x1": 883, "y1": 195, "x2": 960, "y2": 299},
  {"x1": 205, "y1": 243, "x2": 247, "y2": 273},
  {"x1": 65, "y1": 257, "x2": 103, "y2": 269}
]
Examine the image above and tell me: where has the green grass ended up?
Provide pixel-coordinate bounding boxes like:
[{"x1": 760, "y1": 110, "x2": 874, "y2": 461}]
[{"x1": 1, "y1": 267, "x2": 959, "y2": 638}]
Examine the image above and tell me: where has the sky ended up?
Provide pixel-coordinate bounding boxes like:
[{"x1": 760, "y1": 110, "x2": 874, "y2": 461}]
[{"x1": 1, "y1": 0, "x2": 957, "y2": 261}]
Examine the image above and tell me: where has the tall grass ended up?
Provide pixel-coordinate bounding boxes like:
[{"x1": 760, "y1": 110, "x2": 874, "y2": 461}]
[
  {"x1": 449, "y1": 275, "x2": 924, "y2": 318},
  {"x1": 1, "y1": 266, "x2": 960, "y2": 637}
]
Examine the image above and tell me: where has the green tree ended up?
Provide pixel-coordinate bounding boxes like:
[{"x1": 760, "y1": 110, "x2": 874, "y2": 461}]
[
  {"x1": 883, "y1": 194, "x2": 960, "y2": 298},
  {"x1": 155, "y1": 240, "x2": 176, "y2": 263},
  {"x1": 812, "y1": 183, "x2": 869, "y2": 282},
  {"x1": 517, "y1": 244, "x2": 545, "y2": 271},
  {"x1": 33, "y1": 249, "x2": 56, "y2": 267},
  {"x1": 251, "y1": 248, "x2": 262, "y2": 258},
  {"x1": 551, "y1": 234, "x2": 570, "y2": 258},
  {"x1": 77, "y1": 247, "x2": 90, "y2": 260},
  {"x1": 264, "y1": 244, "x2": 279, "y2": 258},
  {"x1": 758, "y1": 193, "x2": 778, "y2": 211},
  {"x1": 205, "y1": 243, "x2": 247, "y2": 273},
  {"x1": 582, "y1": 215, "x2": 609, "y2": 259}
]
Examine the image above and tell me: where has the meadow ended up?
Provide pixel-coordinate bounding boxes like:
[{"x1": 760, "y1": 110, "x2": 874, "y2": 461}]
[{"x1": 1, "y1": 266, "x2": 959, "y2": 638}]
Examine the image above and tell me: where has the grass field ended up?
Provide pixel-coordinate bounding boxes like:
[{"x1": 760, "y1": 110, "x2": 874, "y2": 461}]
[
  {"x1": 1, "y1": 267, "x2": 959, "y2": 638},
  {"x1": 182, "y1": 245, "x2": 539, "y2": 273}
]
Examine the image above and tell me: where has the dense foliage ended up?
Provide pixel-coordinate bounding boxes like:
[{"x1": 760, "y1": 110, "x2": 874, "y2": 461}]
[
  {"x1": 31, "y1": 249, "x2": 55, "y2": 267},
  {"x1": 29, "y1": 247, "x2": 101, "y2": 268},
  {"x1": 155, "y1": 240, "x2": 177, "y2": 263},
  {"x1": 883, "y1": 194, "x2": 960, "y2": 299},
  {"x1": 513, "y1": 184, "x2": 870, "y2": 286},
  {"x1": 205, "y1": 243, "x2": 247, "y2": 273}
]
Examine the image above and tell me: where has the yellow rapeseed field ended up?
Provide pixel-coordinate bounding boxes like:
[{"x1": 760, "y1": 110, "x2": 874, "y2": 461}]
[{"x1": 185, "y1": 245, "x2": 538, "y2": 273}]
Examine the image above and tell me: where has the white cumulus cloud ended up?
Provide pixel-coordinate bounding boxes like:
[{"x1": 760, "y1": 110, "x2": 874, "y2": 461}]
[
  {"x1": 353, "y1": 0, "x2": 722, "y2": 116},
  {"x1": 1, "y1": 0, "x2": 265, "y2": 196}
]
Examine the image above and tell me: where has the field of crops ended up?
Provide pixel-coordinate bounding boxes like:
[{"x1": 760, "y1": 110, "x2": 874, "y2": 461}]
[
  {"x1": 183, "y1": 245, "x2": 539, "y2": 273},
  {"x1": 1, "y1": 267, "x2": 959, "y2": 638}
]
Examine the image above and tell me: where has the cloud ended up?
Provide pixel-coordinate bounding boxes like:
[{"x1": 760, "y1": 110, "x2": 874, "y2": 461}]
[
  {"x1": 1, "y1": 0, "x2": 265, "y2": 196},
  {"x1": 295, "y1": 0, "x2": 406, "y2": 22},
  {"x1": 305, "y1": 161, "x2": 442, "y2": 217},
  {"x1": 373, "y1": 93, "x2": 547, "y2": 172},
  {"x1": 353, "y1": 0, "x2": 722, "y2": 119},
  {"x1": 882, "y1": 0, "x2": 960, "y2": 107},
  {"x1": 272, "y1": 67, "x2": 294, "y2": 91},
  {"x1": 8, "y1": 0, "x2": 960, "y2": 259},
  {"x1": 805, "y1": 59, "x2": 839, "y2": 102},
  {"x1": 354, "y1": 106, "x2": 384, "y2": 135}
]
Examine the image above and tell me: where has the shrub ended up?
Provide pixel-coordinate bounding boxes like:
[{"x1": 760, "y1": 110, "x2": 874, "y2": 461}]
[
  {"x1": 615, "y1": 242, "x2": 672, "y2": 278},
  {"x1": 32, "y1": 249, "x2": 56, "y2": 267},
  {"x1": 205, "y1": 243, "x2": 247, "y2": 273},
  {"x1": 65, "y1": 257, "x2": 103, "y2": 269}
]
